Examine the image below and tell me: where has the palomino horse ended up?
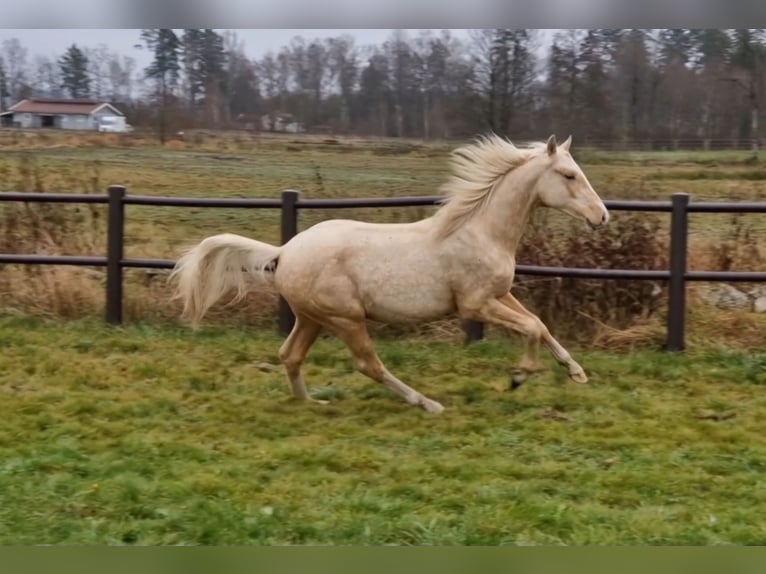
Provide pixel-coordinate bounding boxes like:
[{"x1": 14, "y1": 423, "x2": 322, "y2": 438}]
[{"x1": 170, "y1": 134, "x2": 609, "y2": 414}]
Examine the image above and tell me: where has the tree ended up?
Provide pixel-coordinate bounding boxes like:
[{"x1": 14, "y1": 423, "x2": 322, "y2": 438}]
[
  {"x1": 180, "y1": 29, "x2": 227, "y2": 125},
  {"x1": 286, "y1": 36, "x2": 328, "y2": 126},
  {"x1": 693, "y1": 28, "x2": 732, "y2": 68},
  {"x1": 304, "y1": 40, "x2": 327, "y2": 126},
  {"x1": 468, "y1": 29, "x2": 538, "y2": 136},
  {"x1": 140, "y1": 28, "x2": 181, "y2": 142},
  {"x1": 34, "y1": 56, "x2": 62, "y2": 98},
  {"x1": 181, "y1": 28, "x2": 205, "y2": 108},
  {"x1": 326, "y1": 35, "x2": 358, "y2": 132},
  {"x1": 412, "y1": 30, "x2": 451, "y2": 138},
  {"x1": 655, "y1": 29, "x2": 699, "y2": 144},
  {"x1": 385, "y1": 30, "x2": 419, "y2": 137},
  {"x1": 223, "y1": 31, "x2": 259, "y2": 123},
  {"x1": 0, "y1": 57, "x2": 8, "y2": 111},
  {"x1": 275, "y1": 47, "x2": 291, "y2": 111},
  {"x1": 441, "y1": 35, "x2": 478, "y2": 137},
  {"x1": 658, "y1": 28, "x2": 694, "y2": 67},
  {"x1": 257, "y1": 52, "x2": 279, "y2": 129},
  {"x1": 613, "y1": 29, "x2": 654, "y2": 140},
  {"x1": 545, "y1": 30, "x2": 584, "y2": 135},
  {"x1": 689, "y1": 29, "x2": 733, "y2": 145},
  {"x1": 84, "y1": 44, "x2": 111, "y2": 100},
  {"x1": 727, "y1": 29, "x2": 765, "y2": 157},
  {"x1": 2, "y1": 38, "x2": 28, "y2": 103},
  {"x1": 107, "y1": 55, "x2": 136, "y2": 103},
  {"x1": 199, "y1": 29, "x2": 227, "y2": 126},
  {"x1": 358, "y1": 50, "x2": 390, "y2": 135},
  {"x1": 575, "y1": 30, "x2": 617, "y2": 140},
  {"x1": 59, "y1": 44, "x2": 90, "y2": 98}
]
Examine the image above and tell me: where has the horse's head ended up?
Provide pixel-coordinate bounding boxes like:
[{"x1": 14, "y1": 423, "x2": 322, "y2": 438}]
[{"x1": 534, "y1": 135, "x2": 609, "y2": 230}]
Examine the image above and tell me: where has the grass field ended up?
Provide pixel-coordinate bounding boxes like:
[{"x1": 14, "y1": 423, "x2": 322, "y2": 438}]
[
  {"x1": 1, "y1": 131, "x2": 765, "y2": 545},
  {"x1": 1, "y1": 316, "x2": 765, "y2": 545}
]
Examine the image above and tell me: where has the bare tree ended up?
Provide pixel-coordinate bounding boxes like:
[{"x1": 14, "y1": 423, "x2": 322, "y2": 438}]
[
  {"x1": 2, "y1": 38, "x2": 29, "y2": 102},
  {"x1": 34, "y1": 55, "x2": 62, "y2": 98},
  {"x1": 107, "y1": 55, "x2": 136, "y2": 102},
  {"x1": 85, "y1": 44, "x2": 111, "y2": 100},
  {"x1": 326, "y1": 35, "x2": 358, "y2": 132}
]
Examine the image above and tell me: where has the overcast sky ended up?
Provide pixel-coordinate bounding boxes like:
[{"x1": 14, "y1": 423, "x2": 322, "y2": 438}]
[{"x1": 0, "y1": 29, "x2": 479, "y2": 70}]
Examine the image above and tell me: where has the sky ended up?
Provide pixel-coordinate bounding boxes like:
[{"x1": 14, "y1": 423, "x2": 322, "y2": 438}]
[{"x1": 0, "y1": 29, "x2": 478, "y2": 70}]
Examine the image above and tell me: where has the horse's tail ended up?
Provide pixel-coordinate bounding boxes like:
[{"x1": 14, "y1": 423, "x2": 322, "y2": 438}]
[{"x1": 169, "y1": 233, "x2": 281, "y2": 328}]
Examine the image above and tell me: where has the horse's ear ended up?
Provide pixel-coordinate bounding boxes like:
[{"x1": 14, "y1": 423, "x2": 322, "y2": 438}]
[
  {"x1": 546, "y1": 134, "x2": 557, "y2": 156},
  {"x1": 561, "y1": 135, "x2": 572, "y2": 151}
]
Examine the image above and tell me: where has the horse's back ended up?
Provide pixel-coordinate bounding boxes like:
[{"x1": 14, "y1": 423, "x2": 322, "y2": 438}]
[{"x1": 275, "y1": 217, "x2": 457, "y2": 322}]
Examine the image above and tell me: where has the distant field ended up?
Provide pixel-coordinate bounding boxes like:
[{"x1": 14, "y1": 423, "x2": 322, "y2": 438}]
[
  {"x1": 0, "y1": 316, "x2": 765, "y2": 545},
  {"x1": 1, "y1": 130, "x2": 765, "y2": 260}
]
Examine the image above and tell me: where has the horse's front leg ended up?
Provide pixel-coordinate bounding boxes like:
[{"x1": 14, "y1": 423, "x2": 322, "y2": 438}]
[
  {"x1": 463, "y1": 295, "x2": 587, "y2": 388},
  {"x1": 498, "y1": 293, "x2": 587, "y2": 385}
]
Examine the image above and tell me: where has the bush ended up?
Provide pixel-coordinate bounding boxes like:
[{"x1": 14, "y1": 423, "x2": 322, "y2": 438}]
[{"x1": 513, "y1": 212, "x2": 667, "y2": 345}]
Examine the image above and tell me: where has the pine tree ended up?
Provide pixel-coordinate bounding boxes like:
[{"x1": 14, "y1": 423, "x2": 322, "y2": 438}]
[
  {"x1": 59, "y1": 44, "x2": 90, "y2": 98},
  {"x1": 140, "y1": 28, "x2": 181, "y2": 142}
]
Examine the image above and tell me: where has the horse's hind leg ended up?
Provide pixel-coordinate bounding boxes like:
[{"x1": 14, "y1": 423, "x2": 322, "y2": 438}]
[
  {"x1": 278, "y1": 314, "x2": 323, "y2": 402},
  {"x1": 326, "y1": 317, "x2": 444, "y2": 414}
]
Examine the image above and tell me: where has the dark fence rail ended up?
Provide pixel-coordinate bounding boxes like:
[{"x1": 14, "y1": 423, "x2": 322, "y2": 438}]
[
  {"x1": 579, "y1": 138, "x2": 761, "y2": 152},
  {"x1": 2, "y1": 187, "x2": 766, "y2": 351}
]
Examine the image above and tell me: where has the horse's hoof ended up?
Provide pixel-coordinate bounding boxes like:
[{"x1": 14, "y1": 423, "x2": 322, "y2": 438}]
[
  {"x1": 310, "y1": 398, "x2": 330, "y2": 405},
  {"x1": 420, "y1": 398, "x2": 445, "y2": 414},
  {"x1": 510, "y1": 368, "x2": 527, "y2": 390},
  {"x1": 569, "y1": 370, "x2": 588, "y2": 384}
]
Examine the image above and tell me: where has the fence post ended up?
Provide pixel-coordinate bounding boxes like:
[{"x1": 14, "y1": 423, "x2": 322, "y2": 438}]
[
  {"x1": 279, "y1": 189, "x2": 300, "y2": 336},
  {"x1": 666, "y1": 192, "x2": 689, "y2": 351},
  {"x1": 462, "y1": 320, "x2": 485, "y2": 344},
  {"x1": 106, "y1": 185, "x2": 126, "y2": 325}
]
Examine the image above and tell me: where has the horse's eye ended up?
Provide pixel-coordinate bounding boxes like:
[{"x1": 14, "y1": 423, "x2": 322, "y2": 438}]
[{"x1": 564, "y1": 174, "x2": 575, "y2": 180}]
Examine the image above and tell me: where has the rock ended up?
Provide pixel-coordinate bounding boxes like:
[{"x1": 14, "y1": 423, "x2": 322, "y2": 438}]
[
  {"x1": 755, "y1": 296, "x2": 766, "y2": 314},
  {"x1": 701, "y1": 284, "x2": 751, "y2": 310}
]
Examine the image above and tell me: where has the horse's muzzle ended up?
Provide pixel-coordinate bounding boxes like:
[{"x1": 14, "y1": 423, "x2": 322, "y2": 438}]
[{"x1": 587, "y1": 211, "x2": 609, "y2": 230}]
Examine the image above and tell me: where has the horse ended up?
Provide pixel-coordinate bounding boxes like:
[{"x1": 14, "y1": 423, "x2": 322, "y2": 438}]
[{"x1": 170, "y1": 134, "x2": 609, "y2": 414}]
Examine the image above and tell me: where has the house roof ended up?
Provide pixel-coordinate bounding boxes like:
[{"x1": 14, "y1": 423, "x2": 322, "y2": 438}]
[{"x1": 8, "y1": 98, "x2": 124, "y2": 116}]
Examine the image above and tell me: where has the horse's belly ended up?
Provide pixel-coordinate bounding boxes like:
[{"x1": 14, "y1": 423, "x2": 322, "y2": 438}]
[{"x1": 360, "y1": 282, "x2": 456, "y2": 323}]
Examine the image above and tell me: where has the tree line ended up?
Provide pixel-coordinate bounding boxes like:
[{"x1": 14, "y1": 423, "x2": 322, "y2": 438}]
[{"x1": 0, "y1": 29, "x2": 765, "y2": 145}]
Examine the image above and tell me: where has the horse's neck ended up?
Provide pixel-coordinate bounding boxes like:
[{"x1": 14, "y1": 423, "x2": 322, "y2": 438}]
[{"x1": 468, "y1": 165, "x2": 540, "y2": 254}]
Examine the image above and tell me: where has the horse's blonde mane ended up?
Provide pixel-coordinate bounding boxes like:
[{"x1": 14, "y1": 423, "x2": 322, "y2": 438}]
[{"x1": 433, "y1": 134, "x2": 546, "y2": 239}]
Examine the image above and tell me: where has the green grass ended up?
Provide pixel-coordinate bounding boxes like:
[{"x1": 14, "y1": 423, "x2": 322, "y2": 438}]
[{"x1": 1, "y1": 315, "x2": 765, "y2": 545}]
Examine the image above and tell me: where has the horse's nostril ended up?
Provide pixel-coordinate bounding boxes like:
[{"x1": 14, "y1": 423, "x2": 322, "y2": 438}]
[{"x1": 601, "y1": 213, "x2": 608, "y2": 224}]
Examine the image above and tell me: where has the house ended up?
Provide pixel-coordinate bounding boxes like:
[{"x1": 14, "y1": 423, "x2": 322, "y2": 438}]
[
  {"x1": 260, "y1": 112, "x2": 305, "y2": 134},
  {"x1": 0, "y1": 98, "x2": 129, "y2": 132}
]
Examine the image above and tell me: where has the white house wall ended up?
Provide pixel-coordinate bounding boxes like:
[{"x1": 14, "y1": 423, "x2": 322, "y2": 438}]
[
  {"x1": 10, "y1": 112, "x2": 103, "y2": 130},
  {"x1": 60, "y1": 114, "x2": 92, "y2": 130},
  {"x1": 16, "y1": 113, "x2": 34, "y2": 128}
]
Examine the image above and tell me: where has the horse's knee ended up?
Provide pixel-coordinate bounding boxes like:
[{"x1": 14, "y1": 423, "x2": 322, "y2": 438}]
[{"x1": 515, "y1": 316, "x2": 543, "y2": 341}]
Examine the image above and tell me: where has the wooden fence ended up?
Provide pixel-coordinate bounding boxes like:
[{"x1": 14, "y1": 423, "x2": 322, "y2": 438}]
[{"x1": 1, "y1": 187, "x2": 765, "y2": 351}]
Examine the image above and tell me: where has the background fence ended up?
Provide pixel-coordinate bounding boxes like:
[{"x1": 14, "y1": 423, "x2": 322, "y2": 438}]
[{"x1": 1, "y1": 186, "x2": 765, "y2": 351}]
